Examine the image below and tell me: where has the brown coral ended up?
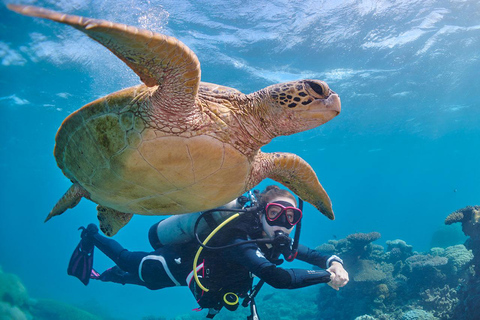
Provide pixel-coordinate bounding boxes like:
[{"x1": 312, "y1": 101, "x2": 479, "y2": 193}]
[
  {"x1": 352, "y1": 259, "x2": 386, "y2": 282},
  {"x1": 347, "y1": 232, "x2": 382, "y2": 245},
  {"x1": 420, "y1": 285, "x2": 458, "y2": 319},
  {"x1": 445, "y1": 206, "x2": 480, "y2": 239},
  {"x1": 445, "y1": 211, "x2": 465, "y2": 225},
  {"x1": 376, "y1": 283, "x2": 389, "y2": 298},
  {"x1": 315, "y1": 243, "x2": 336, "y2": 255},
  {"x1": 405, "y1": 254, "x2": 448, "y2": 270},
  {"x1": 344, "y1": 232, "x2": 382, "y2": 260}
]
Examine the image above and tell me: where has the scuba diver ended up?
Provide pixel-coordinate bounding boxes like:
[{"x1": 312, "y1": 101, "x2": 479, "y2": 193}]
[{"x1": 68, "y1": 185, "x2": 349, "y2": 319}]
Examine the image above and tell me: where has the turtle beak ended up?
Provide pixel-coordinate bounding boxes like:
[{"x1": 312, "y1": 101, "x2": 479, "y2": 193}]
[
  {"x1": 320, "y1": 92, "x2": 341, "y2": 114},
  {"x1": 298, "y1": 92, "x2": 341, "y2": 123}
]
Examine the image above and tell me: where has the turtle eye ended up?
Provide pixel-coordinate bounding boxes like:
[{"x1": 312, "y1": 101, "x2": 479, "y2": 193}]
[{"x1": 305, "y1": 81, "x2": 328, "y2": 98}]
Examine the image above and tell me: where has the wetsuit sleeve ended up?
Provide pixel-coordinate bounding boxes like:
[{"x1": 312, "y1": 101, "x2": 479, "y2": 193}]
[
  {"x1": 295, "y1": 244, "x2": 343, "y2": 269},
  {"x1": 223, "y1": 239, "x2": 331, "y2": 289}
]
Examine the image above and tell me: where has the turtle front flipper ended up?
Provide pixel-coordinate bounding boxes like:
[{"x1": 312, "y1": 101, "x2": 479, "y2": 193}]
[
  {"x1": 97, "y1": 206, "x2": 133, "y2": 237},
  {"x1": 46, "y1": 183, "x2": 89, "y2": 222},
  {"x1": 8, "y1": 5, "x2": 201, "y2": 108},
  {"x1": 249, "y1": 151, "x2": 334, "y2": 220}
]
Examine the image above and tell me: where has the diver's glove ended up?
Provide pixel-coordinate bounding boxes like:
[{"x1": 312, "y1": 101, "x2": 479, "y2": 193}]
[
  {"x1": 95, "y1": 266, "x2": 127, "y2": 284},
  {"x1": 286, "y1": 269, "x2": 332, "y2": 289}
]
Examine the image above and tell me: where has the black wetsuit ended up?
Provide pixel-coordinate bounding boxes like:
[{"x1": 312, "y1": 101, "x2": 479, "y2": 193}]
[{"x1": 89, "y1": 213, "x2": 338, "y2": 300}]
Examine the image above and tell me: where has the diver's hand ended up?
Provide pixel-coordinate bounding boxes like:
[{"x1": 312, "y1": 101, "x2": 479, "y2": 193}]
[{"x1": 327, "y1": 261, "x2": 349, "y2": 290}]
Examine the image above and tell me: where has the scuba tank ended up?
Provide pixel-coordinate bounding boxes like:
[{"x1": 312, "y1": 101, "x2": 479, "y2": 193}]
[{"x1": 148, "y1": 196, "x2": 249, "y2": 250}]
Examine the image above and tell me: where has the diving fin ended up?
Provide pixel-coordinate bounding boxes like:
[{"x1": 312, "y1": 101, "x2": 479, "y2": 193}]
[{"x1": 67, "y1": 227, "x2": 94, "y2": 286}]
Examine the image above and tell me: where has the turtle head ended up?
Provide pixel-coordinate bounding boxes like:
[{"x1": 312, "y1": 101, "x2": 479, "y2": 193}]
[{"x1": 259, "y1": 79, "x2": 341, "y2": 136}]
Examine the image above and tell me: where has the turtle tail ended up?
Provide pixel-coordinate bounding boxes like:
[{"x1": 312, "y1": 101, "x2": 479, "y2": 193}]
[{"x1": 46, "y1": 183, "x2": 89, "y2": 222}]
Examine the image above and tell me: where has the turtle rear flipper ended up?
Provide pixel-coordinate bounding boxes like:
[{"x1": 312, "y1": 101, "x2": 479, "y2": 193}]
[
  {"x1": 97, "y1": 206, "x2": 133, "y2": 237},
  {"x1": 46, "y1": 183, "x2": 89, "y2": 222}
]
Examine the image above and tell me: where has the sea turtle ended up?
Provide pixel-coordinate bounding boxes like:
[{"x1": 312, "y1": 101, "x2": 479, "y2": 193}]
[{"x1": 9, "y1": 5, "x2": 341, "y2": 236}]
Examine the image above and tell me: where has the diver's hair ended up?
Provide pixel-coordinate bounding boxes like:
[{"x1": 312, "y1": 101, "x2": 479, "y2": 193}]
[{"x1": 257, "y1": 185, "x2": 297, "y2": 208}]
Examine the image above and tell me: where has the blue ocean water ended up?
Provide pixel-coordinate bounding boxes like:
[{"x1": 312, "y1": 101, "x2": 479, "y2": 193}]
[{"x1": 0, "y1": 0, "x2": 479, "y2": 319}]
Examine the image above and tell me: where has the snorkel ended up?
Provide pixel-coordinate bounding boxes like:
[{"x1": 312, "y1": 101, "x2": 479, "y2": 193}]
[{"x1": 285, "y1": 198, "x2": 303, "y2": 262}]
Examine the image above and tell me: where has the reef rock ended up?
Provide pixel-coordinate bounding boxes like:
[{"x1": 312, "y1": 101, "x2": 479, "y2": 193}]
[
  {"x1": 0, "y1": 301, "x2": 28, "y2": 320},
  {"x1": 386, "y1": 239, "x2": 414, "y2": 262},
  {"x1": 0, "y1": 268, "x2": 28, "y2": 308},
  {"x1": 315, "y1": 243, "x2": 336, "y2": 256},
  {"x1": 445, "y1": 206, "x2": 480, "y2": 245},
  {"x1": 352, "y1": 260, "x2": 387, "y2": 283},
  {"x1": 453, "y1": 277, "x2": 480, "y2": 320},
  {"x1": 445, "y1": 206, "x2": 480, "y2": 233},
  {"x1": 420, "y1": 285, "x2": 458, "y2": 319},
  {"x1": 445, "y1": 205, "x2": 480, "y2": 274},
  {"x1": 344, "y1": 232, "x2": 383, "y2": 262},
  {"x1": 354, "y1": 315, "x2": 377, "y2": 320},
  {"x1": 0, "y1": 266, "x2": 103, "y2": 320},
  {"x1": 347, "y1": 232, "x2": 381, "y2": 248},
  {"x1": 428, "y1": 247, "x2": 445, "y2": 257},
  {"x1": 310, "y1": 228, "x2": 479, "y2": 320},
  {"x1": 401, "y1": 309, "x2": 435, "y2": 320},
  {"x1": 444, "y1": 244, "x2": 473, "y2": 270},
  {"x1": 405, "y1": 254, "x2": 448, "y2": 270},
  {"x1": 387, "y1": 239, "x2": 413, "y2": 252},
  {"x1": 28, "y1": 299, "x2": 102, "y2": 320}
]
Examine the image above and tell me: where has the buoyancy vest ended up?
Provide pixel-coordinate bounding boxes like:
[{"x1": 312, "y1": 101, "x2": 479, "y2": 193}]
[{"x1": 187, "y1": 211, "x2": 264, "y2": 311}]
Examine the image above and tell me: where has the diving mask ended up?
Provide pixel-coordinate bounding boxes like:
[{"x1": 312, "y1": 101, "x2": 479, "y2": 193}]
[{"x1": 265, "y1": 201, "x2": 302, "y2": 229}]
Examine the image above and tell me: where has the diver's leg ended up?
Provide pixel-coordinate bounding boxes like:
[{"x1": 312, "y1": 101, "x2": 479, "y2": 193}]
[
  {"x1": 84, "y1": 224, "x2": 181, "y2": 289},
  {"x1": 82, "y1": 224, "x2": 146, "y2": 274}
]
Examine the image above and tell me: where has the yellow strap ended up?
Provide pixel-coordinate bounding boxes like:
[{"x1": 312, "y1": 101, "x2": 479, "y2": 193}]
[{"x1": 193, "y1": 213, "x2": 241, "y2": 292}]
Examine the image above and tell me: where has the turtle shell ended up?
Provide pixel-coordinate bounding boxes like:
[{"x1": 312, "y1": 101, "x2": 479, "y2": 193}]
[{"x1": 55, "y1": 86, "x2": 251, "y2": 215}]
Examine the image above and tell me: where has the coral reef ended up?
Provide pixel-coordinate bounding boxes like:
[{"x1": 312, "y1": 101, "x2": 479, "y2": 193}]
[
  {"x1": 405, "y1": 254, "x2": 448, "y2": 270},
  {"x1": 28, "y1": 299, "x2": 103, "y2": 320},
  {"x1": 445, "y1": 205, "x2": 480, "y2": 273},
  {"x1": 354, "y1": 316, "x2": 376, "y2": 320},
  {"x1": 452, "y1": 276, "x2": 480, "y2": 320},
  {"x1": 386, "y1": 240, "x2": 413, "y2": 262},
  {"x1": 0, "y1": 301, "x2": 28, "y2": 320},
  {"x1": 444, "y1": 244, "x2": 473, "y2": 270},
  {"x1": 313, "y1": 226, "x2": 476, "y2": 320},
  {"x1": 444, "y1": 205, "x2": 480, "y2": 320},
  {"x1": 420, "y1": 285, "x2": 458, "y2": 319},
  {"x1": 401, "y1": 309, "x2": 435, "y2": 320},
  {"x1": 346, "y1": 232, "x2": 382, "y2": 258},
  {"x1": 347, "y1": 232, "x2": 382, "y2": 245},
  {"x1": 0, "y1": 266, "x2": 29, "y2": 309},
  {"x1": 445, "y1": 206, "x2": 480, "y2": 230},
  {"x1": 315, "y1": 243, "x2": 336, "y2": 255},
  {"x1": 0, "y1": 267, "x2": 102, "y2": 320},
  {"x1": 352, "y1": 259, "x2": 386, "y2": 283}
]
